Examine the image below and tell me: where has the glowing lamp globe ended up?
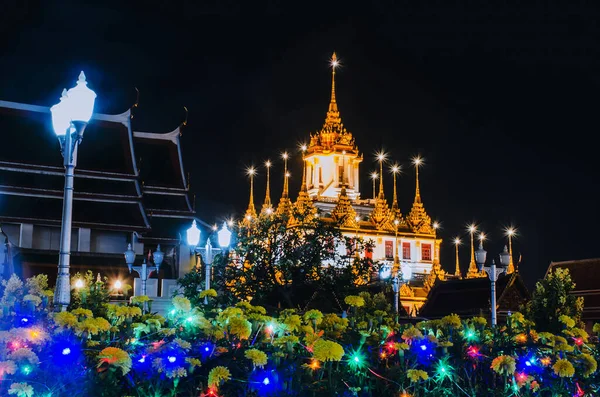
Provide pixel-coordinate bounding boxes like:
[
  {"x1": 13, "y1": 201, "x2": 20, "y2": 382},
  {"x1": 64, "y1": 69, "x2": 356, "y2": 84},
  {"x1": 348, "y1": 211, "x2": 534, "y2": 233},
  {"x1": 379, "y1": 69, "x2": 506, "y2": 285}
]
[
  {"x1": 499, "y1": 245, "x2": 510, "y2": 267},
  {"x1": 475, "y1": 242, "x2": 487, "y2": 270},
  {"x1": 65, "y1": 71, "x2": 96, "y2": 124},
  {"x1": 217, "y1": 222, "x2": 232, "y2": 248},
  {"x1": 187, "y1": 220, "x2": 201, "y2": 247},
  {"x1": 50, "y1": 89, "x2": 71, "y2": 136}
]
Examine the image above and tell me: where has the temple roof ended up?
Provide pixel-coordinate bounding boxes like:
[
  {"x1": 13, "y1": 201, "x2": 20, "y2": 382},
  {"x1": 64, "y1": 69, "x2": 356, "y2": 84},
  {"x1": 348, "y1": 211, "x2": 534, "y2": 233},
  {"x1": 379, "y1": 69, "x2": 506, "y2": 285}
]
[
  {"x1": 0, "y1": 99, "x2": 197, "y2": 236},
  {"x1": 133, "y1": 127, "x2": 188, "y2": 190},
  {"x1": 418, "y1": 272, "x2": 530, "y2": 319}
]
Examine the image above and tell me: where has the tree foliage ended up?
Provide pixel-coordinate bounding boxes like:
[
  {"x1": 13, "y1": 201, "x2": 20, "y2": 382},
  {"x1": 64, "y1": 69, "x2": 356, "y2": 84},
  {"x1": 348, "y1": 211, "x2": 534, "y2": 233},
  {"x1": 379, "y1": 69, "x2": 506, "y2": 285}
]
[
  {"x1": 216, "y1": 210, "x2": 376, "y2": 310},
  {"x1": 525, "y1": 267, "x2": 584, "y2": 333}
]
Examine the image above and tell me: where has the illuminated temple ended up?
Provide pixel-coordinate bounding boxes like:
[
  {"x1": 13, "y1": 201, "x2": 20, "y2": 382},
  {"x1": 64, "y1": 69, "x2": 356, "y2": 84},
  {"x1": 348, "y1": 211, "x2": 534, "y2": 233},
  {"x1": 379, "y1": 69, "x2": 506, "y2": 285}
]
[{"x1": 246, "y1": 53, "x2": 448, "y2": 315}]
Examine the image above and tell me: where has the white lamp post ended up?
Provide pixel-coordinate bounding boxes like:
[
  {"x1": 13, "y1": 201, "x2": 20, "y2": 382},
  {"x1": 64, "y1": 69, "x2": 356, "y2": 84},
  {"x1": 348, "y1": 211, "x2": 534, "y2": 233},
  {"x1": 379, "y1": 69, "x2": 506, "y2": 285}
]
[
  {"x1": 475, "y1": 241, "x2": 509, "y2": 327},
  {"x1": 124, "y1": 244, "x2": 163, "y2": 312},
  {"x1": 51, "y1": 72, "x2": 96, "y2": 311},
  {"x1": 187, "y1": 220, "x2": 232, "y2": 303}
]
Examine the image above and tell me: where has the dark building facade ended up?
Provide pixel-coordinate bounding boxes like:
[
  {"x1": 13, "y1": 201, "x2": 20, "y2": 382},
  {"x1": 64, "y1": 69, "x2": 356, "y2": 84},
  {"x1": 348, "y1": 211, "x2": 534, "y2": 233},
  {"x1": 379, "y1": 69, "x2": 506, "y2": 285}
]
[{"x1": 0, "y1": 99, "x2": 211, "y2": 295}]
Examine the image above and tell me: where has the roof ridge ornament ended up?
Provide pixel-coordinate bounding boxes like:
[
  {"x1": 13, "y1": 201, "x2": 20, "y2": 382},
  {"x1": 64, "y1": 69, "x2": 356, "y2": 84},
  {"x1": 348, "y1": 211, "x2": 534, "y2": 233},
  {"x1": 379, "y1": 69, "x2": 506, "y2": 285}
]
[{"x1": 130, "y1": 87, "x2": 140, "y2": 119}]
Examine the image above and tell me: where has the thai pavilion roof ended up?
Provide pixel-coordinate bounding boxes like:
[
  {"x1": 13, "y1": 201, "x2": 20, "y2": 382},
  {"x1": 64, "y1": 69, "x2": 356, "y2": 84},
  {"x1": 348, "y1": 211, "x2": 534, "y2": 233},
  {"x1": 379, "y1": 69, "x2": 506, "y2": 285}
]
[{"x1": 0, "y1": 99, "x2": 198, "y2": 241}]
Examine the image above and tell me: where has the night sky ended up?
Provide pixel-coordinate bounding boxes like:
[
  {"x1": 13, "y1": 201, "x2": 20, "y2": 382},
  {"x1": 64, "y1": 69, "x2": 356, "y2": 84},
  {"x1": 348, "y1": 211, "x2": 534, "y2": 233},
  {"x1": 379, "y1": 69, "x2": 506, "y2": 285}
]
[{"x1": 1, "y1": 2, "x2": 599, "y2": 289}]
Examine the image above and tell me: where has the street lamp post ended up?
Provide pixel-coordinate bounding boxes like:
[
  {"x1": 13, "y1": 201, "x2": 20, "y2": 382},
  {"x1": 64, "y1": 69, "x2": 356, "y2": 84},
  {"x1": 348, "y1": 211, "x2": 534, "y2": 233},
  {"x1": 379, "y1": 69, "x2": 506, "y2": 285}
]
[
  {"x1": 51, "y1": 72, "x2": 96, "y2": 311},
  {"x1": 187, "y1": 220, "x2": 232, "y2": 304},
  {"x1": 475, "y1": 241, "x2": 510, "y2": 327},
  {"x1": 124, "y1": 244, "x2": 164, "y2": 310}
]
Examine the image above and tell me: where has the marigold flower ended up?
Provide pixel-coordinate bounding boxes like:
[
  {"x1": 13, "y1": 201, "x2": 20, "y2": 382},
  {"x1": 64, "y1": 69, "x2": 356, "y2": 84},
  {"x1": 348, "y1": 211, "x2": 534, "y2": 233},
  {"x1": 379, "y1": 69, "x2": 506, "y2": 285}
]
[
  {"x1": 491, "y1": 355, "x2": 516, "y2": 376},
  {"x1": 97, "y1": 347, "x2": 132, "y2": 375},
  {"x1": 172, "y1": 297, "x2": 192, "y2": 312},
  {"x1": 441, "y1": 314, "x2": 461, "y2": 329},
  {"x1": 578, "y1": 353, "x2": 597, "y2": 378},
  {"x1": 208, "y1": 366, "x2": 231, "y2": 389},
  {"x1": 53, "y1": 311, "x2": 78, "y2": 329},
  {"x1": 344, "y1": 295, "x2": 365, "y2": 307},
  {"x1": 245, "y1": 348, "x2": 268, "y2": 368},
  {"x1": 313, "y1": 339, "x2": 344, "y2": 362},
  {"x1": 228, "y1": 317, "x2": 252, "y2": 339},
  {"x1": 200, "y1": 289, "x2": 218, "y2": 298},
  {"x1": 558, "y1": 315, "x2": 575, "y2": 328},
  {"x1": 407, "y1": 369, "x2": 428, "y2": 382},
  {"x1": 553, "y1": 359, "x2": 575, "y2": 377},
  {"x1": 8, "y1": 382, "x2": 33, "y2": 397},
  {"x1": 0, "y1": 360, "x2": 17, "y2": 376}
]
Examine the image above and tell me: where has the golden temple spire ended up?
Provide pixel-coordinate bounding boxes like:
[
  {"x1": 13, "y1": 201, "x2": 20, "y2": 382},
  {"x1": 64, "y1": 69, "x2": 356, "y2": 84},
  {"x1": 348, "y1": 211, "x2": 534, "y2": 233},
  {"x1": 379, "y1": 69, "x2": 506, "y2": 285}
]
[
  {"x1": 245, "y1": 166, "x2": 257, "y2": 220},
  {"x1": 412, "y1": 156, "x2": 423, "y2": 204},
  {"x1": 406, "y1": 156, "x2": 434, "y2": 234},
  {"x1": 375, "y1": 151, "x2": 386, "y2": 199},
  {"x1": 504, "y1": 226, "x2": 517, "y2": 274},
  {"x1": 300, "y1": 144, "x2": 308, "y2": 191},
  {"x1": 391, "y1": 163, "x2": 401, "y2": 208},
  {"x1": 453, "y1": 237, "x2": 462, "y2": 278},
  {"x1": 276, "y1": 151, "x2": 293, "y2": 216},
  {"x1": 331, "y1": 186, "x2": 358, "y2": 228},
  {"x1": 323, "y1": 52, "x2": 341, "y2": 127},
  {"x1": 261, "y1": 160, "x2": 273, "y2": 214},
  {"x1": 282, "y1": 152, "x2": 289, "y2": 198},
  {"x1": 466, "y1": 224, "x2": 484, "y2": 278}
]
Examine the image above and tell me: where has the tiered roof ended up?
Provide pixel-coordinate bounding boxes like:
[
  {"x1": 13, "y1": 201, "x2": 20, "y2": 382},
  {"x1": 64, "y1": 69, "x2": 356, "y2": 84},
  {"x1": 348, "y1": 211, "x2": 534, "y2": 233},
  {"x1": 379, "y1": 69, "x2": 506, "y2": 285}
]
[{"x1": 0, "y1": 98, "x2": 199, "y2": 245}]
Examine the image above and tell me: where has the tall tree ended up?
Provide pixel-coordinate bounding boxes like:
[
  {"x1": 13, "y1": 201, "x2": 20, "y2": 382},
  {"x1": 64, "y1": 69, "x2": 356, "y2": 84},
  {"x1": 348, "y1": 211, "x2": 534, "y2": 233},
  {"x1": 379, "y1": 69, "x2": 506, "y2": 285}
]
[
  {"x1": 525, "y1": 267, "x2": 584, "y2": 333},
  {"x1": 215, "y1": 209, "x2": 375, "y2": 310}
]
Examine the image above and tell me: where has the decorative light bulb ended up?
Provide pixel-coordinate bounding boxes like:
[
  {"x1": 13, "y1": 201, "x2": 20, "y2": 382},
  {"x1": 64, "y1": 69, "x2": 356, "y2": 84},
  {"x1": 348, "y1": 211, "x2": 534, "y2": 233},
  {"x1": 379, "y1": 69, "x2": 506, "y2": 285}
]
[
  {"x1": 454, "y1": 237, "x2": 461, "y2": 245},
  {"x1": 62, "y1": 348, "x2": 71, "y2": 355},
  {"x1": 168, "y1": 356, "x2": 176, "y2": 363},
  {"x1": 75, "y1": 279, "x2": 84, "y2": 289},
  {"x1": 114, "y1": 280, "x2": 122, "y2": 289}
]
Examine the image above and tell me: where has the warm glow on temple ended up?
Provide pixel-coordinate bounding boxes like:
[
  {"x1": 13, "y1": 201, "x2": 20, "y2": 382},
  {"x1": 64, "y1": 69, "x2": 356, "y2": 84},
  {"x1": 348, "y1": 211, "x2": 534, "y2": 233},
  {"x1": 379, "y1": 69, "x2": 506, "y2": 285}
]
[{"x1": 244, "y1": 52, "x2": 448, "y2": 315}]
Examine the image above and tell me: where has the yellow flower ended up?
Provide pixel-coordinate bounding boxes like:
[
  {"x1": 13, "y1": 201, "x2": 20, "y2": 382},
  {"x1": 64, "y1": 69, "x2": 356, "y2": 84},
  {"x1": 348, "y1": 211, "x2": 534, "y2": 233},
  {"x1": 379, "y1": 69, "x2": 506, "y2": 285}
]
[
  {"x1": 344, "y1": 295, "x2": 365, "y2": 307},
  {"x1": 558, "y1": 315, "x2": 575, "y2": 328},
  {"x1": 131, "y1": 295, "x2": 150, "y2": 305},
  {"x1": 71, "y1": 308, "x2": 94, "y2": 318},
  {"x1": 245, "y1": 348, "x2": 268, "y2": 368},
  {"x1": 200, "y1": 289, "x2": 218, "y2": 298},
  {"x1": 22, "y1": 294, "x2": 42, "y2": 306},
  {"x1": 514, "y1": 333, "x2": 527, "y2": 344},
  {"x1": 394, "y1": 342, "x2": 409, "y2": 351},
  {"x1": 8, "y1": 348, "x2": 39, "y2": 366},
  {"x1": 593, "y1": 323, "x2": 600, "y2": 334},
  {"x1": 441, "y1": 314, "x2": 461, "y2": 329},
  {"x1": 578, "y1": 353, "x2": 597, "y2": 378},
  {"x1": 0, "y1": 360, "x2": 17, "y2": 376},
  {"x1": 186, "y1": 357, "x2": 202, "y2": 371},
  {"x1": 172, "y1": 297, "x2": 192, "y2": 312},
  {"x1": 97, "y1": 347, "x2": 132, "y2": 375},
  {"x1": 8, "y1": 382, "x2": 34, "y2": 397},
  {"x1": 491, "y1": 355, "x2": 516, "y2": 376},
  {"x1": 228, "y1": 317, "x2": 252, "y2": 339},
  {"x1": 303, "y1": 310, "x2": 324, "y2": 325},
  {"x1": 552, "y1": 359, "x2": 575, "y2": 377},
  {"x1": 282, "y1": 314, "x2": 302, "y2": 333},
  {"x1": 173, "y1": 338, "x2": 192, "y2": 351},
  {"x1": 470, "y1": 317, "x2": 487, "y2": 327},
  {"x1": 53, "y1": 311, "x2": 78, "y2": 329},
  {"x1": 208, "y1": 366, "x2": 231, "y2": 389},
  {"x1": 312, "y1": 339, "x2": 344, "y2": 362},
  {"x1": 406, "y1": 369, "x2": 428, "y2": 382},
  {"x1": 402, "y1": 326, "x2": 423, "y2": 342}
]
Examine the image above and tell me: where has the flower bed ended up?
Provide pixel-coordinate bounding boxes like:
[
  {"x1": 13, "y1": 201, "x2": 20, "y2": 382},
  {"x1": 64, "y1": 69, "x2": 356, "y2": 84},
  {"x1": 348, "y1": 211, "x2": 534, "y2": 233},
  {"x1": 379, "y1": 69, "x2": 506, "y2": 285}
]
[{"x1": 0, "y1": 274, "x2": 598, "y2": 396}]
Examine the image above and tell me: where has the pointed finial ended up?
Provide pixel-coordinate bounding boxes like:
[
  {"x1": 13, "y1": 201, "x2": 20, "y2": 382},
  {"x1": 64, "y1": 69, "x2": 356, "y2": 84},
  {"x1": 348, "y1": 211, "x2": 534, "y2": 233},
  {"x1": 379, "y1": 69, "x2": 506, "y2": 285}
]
[
  {"x1": 375, "y1": 151, "x2": 387, "y2": 199},
  {"x1": 281, "y1": 152, "x2": 289, "y2": 198},
  {"x1": 411, "y1": 155, "x2": 424, "y2": 203},
  {"x1": 329, "y1": 52, "x2": 339, "y2": 104},
  {"x1": 300, "y1": 144, "x2": 308, "y2": 192},
  {"x1": 61, "y1": 88, "x2": 68, "y2": 99},
  {"x1": 390, "y1": 163, "x2": 401, "y2": 205},
  {"x1": 263, "y1": 160, "x2": 272, "y2": 208},
  {"x1": 245, "y1": 166, "x2": 257, "y2": 217},
  {"x1": 78, "y1": 71, "x2": 87, "y2": 84}
]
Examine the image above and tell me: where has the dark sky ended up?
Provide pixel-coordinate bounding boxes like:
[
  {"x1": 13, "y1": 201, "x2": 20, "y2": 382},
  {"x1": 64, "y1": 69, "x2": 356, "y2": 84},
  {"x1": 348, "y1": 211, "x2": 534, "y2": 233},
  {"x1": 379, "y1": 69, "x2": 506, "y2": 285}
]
[{"x1": 1, "y1": 1, "x2": 599, "y2": 289}]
